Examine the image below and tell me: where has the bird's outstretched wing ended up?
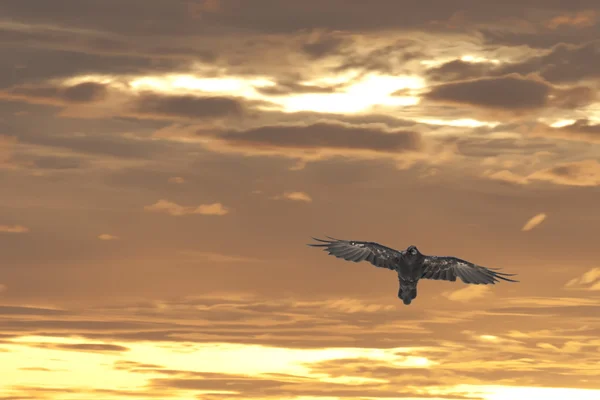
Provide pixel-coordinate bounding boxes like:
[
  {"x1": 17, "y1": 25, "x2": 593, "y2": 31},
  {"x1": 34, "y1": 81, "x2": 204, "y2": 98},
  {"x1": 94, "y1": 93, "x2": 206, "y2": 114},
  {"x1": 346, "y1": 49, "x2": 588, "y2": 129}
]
[
  {"x1": 421, "y1": 256, "x2": 518, "y2": 284},
  {"x1": 308, "y1": 236, "x2": 402, "y2": 270}
]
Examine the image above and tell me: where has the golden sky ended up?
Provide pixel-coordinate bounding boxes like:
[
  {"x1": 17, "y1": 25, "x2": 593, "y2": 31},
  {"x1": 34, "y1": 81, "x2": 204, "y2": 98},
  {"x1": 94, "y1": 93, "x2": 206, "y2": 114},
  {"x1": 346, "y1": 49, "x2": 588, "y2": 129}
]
[{"x1": 1, "y1": 1, "x2": 600, "y2": 399}]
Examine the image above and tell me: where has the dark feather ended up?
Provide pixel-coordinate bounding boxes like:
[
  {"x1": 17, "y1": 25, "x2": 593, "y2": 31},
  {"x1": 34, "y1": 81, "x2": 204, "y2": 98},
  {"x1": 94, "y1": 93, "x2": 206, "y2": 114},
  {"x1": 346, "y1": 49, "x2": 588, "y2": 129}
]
[
  {"x1": 308, "y1": 236, "x2": 402, "y2": 271},
  {"x1": 421, "y1": 256, "x2": 518, "y2": 284}
]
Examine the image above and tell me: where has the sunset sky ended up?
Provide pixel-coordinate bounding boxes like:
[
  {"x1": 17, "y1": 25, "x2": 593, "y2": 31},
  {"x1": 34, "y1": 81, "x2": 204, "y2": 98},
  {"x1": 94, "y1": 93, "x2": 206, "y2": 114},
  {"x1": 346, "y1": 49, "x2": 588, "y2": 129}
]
[{"x1": 1, "y1": 1, "x2": 600, "y2": 399}]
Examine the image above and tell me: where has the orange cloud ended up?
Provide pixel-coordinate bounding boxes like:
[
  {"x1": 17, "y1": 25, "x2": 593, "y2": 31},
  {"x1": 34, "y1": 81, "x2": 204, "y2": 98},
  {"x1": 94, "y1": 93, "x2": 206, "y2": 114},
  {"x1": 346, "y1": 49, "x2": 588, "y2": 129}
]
[
  {"x1": 565, "y1": 268, "x2": 600, "y2": 291},
  {"x1": 443, "y1": 285, "x2": 490, "y2": 302},
  {"x1": 521, "y1": 213, "x2": 547, "y2": 232},
  {"x1": 0, "y1": 225, "x2": 29, "y2": 233},
  {"x1": 274, "y1": 191, "x2": 313, "y2": 202},
  {"x1": 144, "y1": 199, "x2": 229, "y2": 216},
  {"x1": 485, "y1": 160, "x2": 600, "y2": 187},
  {"x1": 98, "y1": 234, "x2": 119, "y2": 241},
  {"x1": 0, "y1": 135, "x2": 17, "y2": 165},
  {"x1": 546, "y1": 11, "x2": 597, "y2": 29}
]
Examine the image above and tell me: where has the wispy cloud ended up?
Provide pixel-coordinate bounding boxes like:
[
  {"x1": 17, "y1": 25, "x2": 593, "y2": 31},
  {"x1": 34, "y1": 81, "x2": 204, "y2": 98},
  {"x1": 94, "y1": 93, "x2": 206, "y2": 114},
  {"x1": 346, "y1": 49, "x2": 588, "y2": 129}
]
[
  {"x1": 144, "y1": 200, "x2": 229, "y2": 216},
  {"x1": 274, "y1": 191, "x2": 313, "y2": 202},
  {"x1": 443, "y1": 285, "x2": 490, "y2": 302},
  {"x1": 0, "y1": 225, "x2": 29, "y2": 234},
  {"x1": 97, "y1": 234, "x2": 119, "y2": 241},
  {"x1": 565, "y1": 268, "x2": 600, "y2": 290},
  {"x1": 176, "y1": 250, "x2": 259, "y2": 263},
  {"x1": 168, "y1": 176, "x2": 185, "y2": 184},
  {"x1": 521, "y1": 213, "x2": 547, "y2": 231}
]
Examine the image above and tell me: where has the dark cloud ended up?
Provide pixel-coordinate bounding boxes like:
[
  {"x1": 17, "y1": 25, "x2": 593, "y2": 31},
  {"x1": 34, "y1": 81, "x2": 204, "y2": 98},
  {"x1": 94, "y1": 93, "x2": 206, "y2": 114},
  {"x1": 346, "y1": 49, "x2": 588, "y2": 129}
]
[
  {"x1": 429, "y1": 41, "x2": 600, "y2": 85},
  {"x1": 500, "y1": 40, "x2": 600, "y2": 83},
  {"x1": 535, "y1": 119, "x2": 600, "y2": 142},
  {"x1": 529, "y1": 159, "x2": 600, "y2": 186},
  {"x1": 31, "y1": 342, "x2": 129, "y2": 353},
  {"x1": 424, "y1": 74, "x2": 594, "y2": 113},
  {"x1": 256, "y1": 81, "x2": 340, "y2": 96},
  {"x1": 0, "y1": 306, "x2": 68, "y2": 316},
  {"x1": 207, "y1": 121, "x2": 423, "y2": 153},
  {"x1": 301, "y1": 33, "x2": 349, "y2": 59},
  {"x1": 425, "y1": 59, "x2": 495, "y2": 82},
  {"x1": 0, "y1": 47, "x2": 189, "y2": 89},
  {"x1": 131, "y1": 92, "x2": 245, "y2": 120},
  {"x1": 1, "y1": 82, "x2": 108, "y2": 104},
  {"x1": 424, "y1": 74, "x2": 552, "y2": 111},
  {"x1": 454, "y1": 137, "x2": 556, "y2": 158},
  {"x1": 62, "y1": 82, "x2": 108, "y2": 103}
]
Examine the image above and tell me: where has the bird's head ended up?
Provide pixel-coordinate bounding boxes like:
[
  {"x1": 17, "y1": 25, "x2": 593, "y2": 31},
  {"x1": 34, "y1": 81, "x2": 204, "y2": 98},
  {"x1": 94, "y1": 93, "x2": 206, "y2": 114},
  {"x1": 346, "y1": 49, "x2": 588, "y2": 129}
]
[{"x1": 404, "y1": 245, "x2": 421, "y2": 261}]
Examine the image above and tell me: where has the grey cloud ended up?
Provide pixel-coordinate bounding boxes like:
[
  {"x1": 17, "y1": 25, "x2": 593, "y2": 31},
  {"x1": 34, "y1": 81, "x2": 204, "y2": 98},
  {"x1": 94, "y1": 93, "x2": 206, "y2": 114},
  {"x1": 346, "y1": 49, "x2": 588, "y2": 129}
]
[
  {"x1": 424, "y1": 74, "x2": 552, "y2": 111},
  {"x1": 424, "y1": 74, "x2": 595, "y2": 113},
  {"x1": 425, "y1": 59, "x2": 495, "y2": 82},
  {"x1": 429, "y1": 41, "x2": 600, "y2": 85},
  {"x1": 536, "y1": 119, "x2": 600, "y2": 142},
  {"x1": 208, "y1": 121, "x2": 423, "y2": 153},
  {"x1": 131, "y1": 93, "x2": 245, "y2": 120},
  {"x1": 500, "y1": 40, "x2": 600, "y2": 83}
]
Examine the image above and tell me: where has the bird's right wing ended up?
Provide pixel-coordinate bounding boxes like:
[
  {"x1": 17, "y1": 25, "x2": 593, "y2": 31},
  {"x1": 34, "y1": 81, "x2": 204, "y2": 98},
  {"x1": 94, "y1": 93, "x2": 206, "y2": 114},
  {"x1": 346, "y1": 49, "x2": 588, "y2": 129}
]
[
  {"x1": 308, "y1": 236, "x2": 403, "y2": 270},
  {"x1": 421, "y1": 255, "x2": 518, "y2": 284}
]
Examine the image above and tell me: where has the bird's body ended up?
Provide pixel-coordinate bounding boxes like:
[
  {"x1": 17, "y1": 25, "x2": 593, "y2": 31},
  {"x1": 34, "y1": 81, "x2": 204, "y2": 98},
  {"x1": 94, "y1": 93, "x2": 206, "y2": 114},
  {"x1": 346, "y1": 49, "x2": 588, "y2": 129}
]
[{"x1": 308, "y1": 237, "x2": 518, "y2": 305}]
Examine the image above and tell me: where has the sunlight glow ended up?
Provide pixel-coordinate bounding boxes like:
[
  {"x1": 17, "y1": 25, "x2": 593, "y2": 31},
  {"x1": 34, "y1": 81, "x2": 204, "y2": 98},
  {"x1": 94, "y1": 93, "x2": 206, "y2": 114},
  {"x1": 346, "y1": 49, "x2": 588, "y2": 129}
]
[
  {"x1": 479, "y1": 335, "x2": 499, "y2": 341},
  {"x1": 278, "y1": 74, "x2": 423, "y2": 113},
  {"x1": 129, "y1": 74, "x2": 275, "y2": 98},
  {"x1": 62, "y1": 71, "x2": 423, "y2": 114},
  {"x1": 128, "y1": 72, "x2": 423, "y2": 114},
  {"x1": 462, "y1": 385, "x2": 600, "y2": 400},
  {"x1": 2, "y1": 336, "x2": 600, "y2": 400},
  {"x1": 549, "y1": 119, "x2": 576, "y2": 128},
  {"x1": 460, "y1": 55, "x2": 501, "y2": 64}
]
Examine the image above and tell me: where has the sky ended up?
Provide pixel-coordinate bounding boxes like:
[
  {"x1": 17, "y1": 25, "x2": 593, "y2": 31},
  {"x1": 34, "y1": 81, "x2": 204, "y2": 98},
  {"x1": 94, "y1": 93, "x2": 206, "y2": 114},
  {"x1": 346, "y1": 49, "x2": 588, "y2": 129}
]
[{"x1": 1, "y1": 1, "x2": 600, "y2": 399}]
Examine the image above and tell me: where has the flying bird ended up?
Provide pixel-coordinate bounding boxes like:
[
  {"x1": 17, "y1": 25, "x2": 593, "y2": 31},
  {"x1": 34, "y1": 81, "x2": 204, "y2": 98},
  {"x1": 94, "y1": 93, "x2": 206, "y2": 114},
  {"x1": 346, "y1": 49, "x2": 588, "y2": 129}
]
[{"x1": 308, "y1": 236, "x2": 518, "y2": 305}]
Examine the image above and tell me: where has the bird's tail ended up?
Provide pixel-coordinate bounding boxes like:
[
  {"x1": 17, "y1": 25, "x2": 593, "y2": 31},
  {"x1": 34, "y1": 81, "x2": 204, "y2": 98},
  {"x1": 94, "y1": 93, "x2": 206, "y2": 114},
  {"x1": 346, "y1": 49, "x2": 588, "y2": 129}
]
[{"x1": 398, "y1": 281, "x2": 418, "y2": 305}]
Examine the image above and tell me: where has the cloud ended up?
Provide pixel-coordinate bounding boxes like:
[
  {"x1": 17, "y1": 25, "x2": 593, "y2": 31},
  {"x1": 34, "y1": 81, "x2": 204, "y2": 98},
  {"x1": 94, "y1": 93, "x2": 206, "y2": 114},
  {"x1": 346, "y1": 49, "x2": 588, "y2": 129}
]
[
  {"x1": 0, "y1": 81, "x2": 108, "y2": 105},
  {"x1": 188, "y1": 120, "x2": 436, "y2": 169},
  {"x1": 521, "y1": 213, "x2": 547, "y2": 232},
  {"x1": 129, "y1": 92, "x2": 245, "y2": 121},
  {"x1": 528, "y1": 160, "x2": 600, "y2": 186},
  {"x1": 485, "y1": 160, "x2": 600, "y2": 187},
  {"x1": 210, "y1": 121, "x2": 422, "y2": 152},
  {"x1": 423, "y1": 74, "x2": 593, "y2": 114},
  {"x1": 500, "y1": 40, "x2": 600, "y2": 84},
  {"x1": 443, "y1": 285, "x2": 490, "y2": 302},
  {"x1": 0, "y1": 135, "x2": 16, "y2": 165},
  {"x1": 274, "y1": 191, "x2": 313, "y2": 203},
  {"x1": 168, "y1": 176, "x2": 185, "y2": 184},
  {"x1": 29, "y1": 342, "x2": 129, "y2": 353},
  {"x1": 425, "y1": 59, "x2": 495, "y2": 82},
  {"x1": 565, "y1": 268, "x2": 600, "y2": 291},
  {"x1": 426, "y1": 40, "x2": 600, "y2": 85},
  {"x1": 0, "y1": 225, "x2": 29, "y2": 233},
  {"x1": 545, "y1": 10, "x2": 598, "y2": 29},
  {"x1": 98, "y1": 234, "x2": 119, "y2": 241},
  {"x1": 144, "y1": 199, "x2": 229, "y2": 216},
  {"x1": 534, "y1": 119, "x2": 600, "y2": 143},
  {"x1": 175, "y1": 250, "x2": 259, "y2": 263}
]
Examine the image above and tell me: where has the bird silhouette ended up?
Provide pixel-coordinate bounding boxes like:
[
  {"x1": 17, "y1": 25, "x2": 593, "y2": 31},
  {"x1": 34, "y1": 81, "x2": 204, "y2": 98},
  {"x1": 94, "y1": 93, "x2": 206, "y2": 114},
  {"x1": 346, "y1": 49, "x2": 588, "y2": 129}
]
[{"x1": 308, "y1": 236, "x2": 518, "y2": 305}]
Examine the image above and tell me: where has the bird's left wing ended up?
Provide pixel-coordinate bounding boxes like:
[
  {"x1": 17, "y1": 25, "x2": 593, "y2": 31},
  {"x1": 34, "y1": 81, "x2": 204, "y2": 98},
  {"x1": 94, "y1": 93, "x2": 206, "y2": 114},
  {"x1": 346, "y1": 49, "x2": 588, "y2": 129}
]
[
  {"x1": 308, "y1": 236, "x2": 403, "y2": 270},
  {"x1": 421, "y1": 255, "x2": 518, "y2": 284}
]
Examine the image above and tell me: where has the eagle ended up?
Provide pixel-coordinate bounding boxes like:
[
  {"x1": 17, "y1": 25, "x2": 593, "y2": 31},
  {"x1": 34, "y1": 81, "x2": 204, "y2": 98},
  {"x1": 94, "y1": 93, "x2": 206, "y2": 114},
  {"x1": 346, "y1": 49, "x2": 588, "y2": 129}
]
[{"x1": 308, "y1": 236, "x2": 518, "y2": 305}]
